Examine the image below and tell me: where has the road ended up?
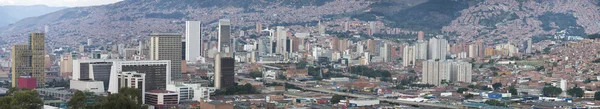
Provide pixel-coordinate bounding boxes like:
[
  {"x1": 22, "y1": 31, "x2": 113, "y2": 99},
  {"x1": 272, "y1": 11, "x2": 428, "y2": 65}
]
[{"x1": 255, "y1": 78, "x2": 459, "y2": 109}]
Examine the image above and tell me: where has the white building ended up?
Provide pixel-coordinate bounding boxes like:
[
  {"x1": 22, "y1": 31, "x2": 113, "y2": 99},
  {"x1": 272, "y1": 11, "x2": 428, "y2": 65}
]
[
  {"x1": 403, "y1": 46, "x2": 416, "y2": 67},
  {"x1": 415, "y1": 41, "x2": 428, "y2": 60},
  {"x1": 428, "y1": 36, "x2": 448, "y2": 60},
  {"x1": 108, "y1": 60, "x2": 170, "y2": 94},
  {"x1": 185, "y1": 21, "x2": 202, "y2": 62},
  {"x1": 116, "y1": 71, "x2": 146, "y2": 103},
  {"x1": 167, "y1": 84, "x2": 193, "y2": 101},
  {"x1": 423, "y1": 60, "x2": 472, "y2": 86},
  {"x1": 70, "y1": 80, "x2": 104, "y2": 94},
  {"x1": 450, "y1": 61, "x2": 472, "y2": 83}
]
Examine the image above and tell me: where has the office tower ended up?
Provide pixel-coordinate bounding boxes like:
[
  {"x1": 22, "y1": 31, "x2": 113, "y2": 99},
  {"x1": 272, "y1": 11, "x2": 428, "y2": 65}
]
[
  {"x1": 118, "y1": 71, "x2": 146, "y2": 102},
  {"x1": 422, "y1": 60, "x2": 451, "y2": 86},
  {"x1": 476, "y1": 40, "x2": 485, "y2": 58},
  {"x1": 256, "y1": 23, "x2": 263, "y2": 33},
  {"x1": 417, "y1": 31, "x2": 425, "y2": 41},
  {"x1": 331, "y1": 37, "x2": 340, "y2": 52},
  {"x1": 73, "y1": 59, "x2": 115, "y2": 90},
  {"x1": 339, "y1": 39, "x2": 349, "y2": 52},
  {"x1": 525, "y1": 38, "x2": 532, "y2": 54},
  {"x1": 402, "y1": 46, "x2": 416, "y2": 67},
  {"x1": 381, "y1": 43, "x2": 392, "y2": 62},
  {"x1": 186, "y1": 21, "x2": 202, "y2": 62},
  {"x1": 415, "y1": 41, "x2": 428, "y2": 60},
  {"x1": 369, "y1": 21, "x2": 376, "y2": 35},
  {"x1": 344, "y1": 21, "x2": 349, "y2": 31},
  {"x1": 44, "y1": 25, "x2": 49, "y2": 33},
  {"x1": 286, "y1": 37, "x2": 293, "y2": 53},
  {"x1": 276, "y1": 26, "x2": 287, "y2": 54},
  {"x1": 30, "y1": 33, "x2": 46, "y2": 87},
  {"x1": 214, "y1": 54, "x2": 235, "y2": 89},
  {"x1": 258, "y1": 38, "x2": 270, "y2": 56},
  {"x1": 218, "y1": 19, "x2": 232, "y2": 56},
  {"x1": 87, "y1": 39, "x2": 93, "y2": 46},
  {"x1": 150, "y1": 33, "x2": 182, "y2": 81},
  {"x1": 60, "y1": 53, "x2": 74, "y2": 77},
  {"x1": 108, "y1": 60, "x2": 171, "y2": 93},
  {"x1": 45, "y1": 55, "x2": 51, "y2": 69},
  {"x1": 428, "y1": 36, "x2": 448, "y2": 60},
  {"x1": 12, "y1": 33, "x2": 46, "y2": 88},
  {"x1": 366, "y1": 39, "x2": 381, "y2": 56},
  {"x1": 450, "y1": 61, "x2": 472, "y2": 83},
  {"x1": 318, "y1": 21, "x2": 325, "y2": 35},
  {"x1": 11, "y1": 45, "x2": 31, "y2": 87}
]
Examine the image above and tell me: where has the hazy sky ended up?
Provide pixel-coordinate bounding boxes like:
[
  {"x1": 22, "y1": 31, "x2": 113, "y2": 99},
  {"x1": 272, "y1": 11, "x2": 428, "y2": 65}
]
[{"x1": 0, "y1": 0, "x2": 123, "y2": 7}]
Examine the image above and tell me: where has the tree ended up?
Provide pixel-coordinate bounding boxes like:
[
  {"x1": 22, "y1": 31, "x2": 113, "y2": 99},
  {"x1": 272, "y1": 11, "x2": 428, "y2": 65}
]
[
  {"x1": 492, "y1": 82, "x2": 502, "y2": 90},
  {"x1": 457, "y1": 88, "x2": 469, "y2": 94},
  {"x1": 595, "y1": 91, "x2": 600, "y2": 100},
  {"x1": 467, "y1": 84, "x2": 476, "y2": 89},
  {"x1": 249, "y1": 71, "x2": 263, "y2": 79},
  {"x1": 542, "y1": 86, "x2": 563, "y2": 97},
  {"x1": 464, "y1": 94, "x2": 474, "y2": 99},
  {"x1": 508, "y1": 86, "x2": 518, "y2": 96},
  {"x1": 567, "y1": 86, "x2": 584, "y2": 97},
  {"x1": 69, "y1": 91, "x2": 87, "y2": 109},
  {"x1": 484, "y1": 99, "x2": 505, "y2": 107},
  {"x1": 0, "y1": 89, "x2": 44, "y2": 109},
  {"x1": 330, "y1": 94, "x2": 344, "y2": 104}
]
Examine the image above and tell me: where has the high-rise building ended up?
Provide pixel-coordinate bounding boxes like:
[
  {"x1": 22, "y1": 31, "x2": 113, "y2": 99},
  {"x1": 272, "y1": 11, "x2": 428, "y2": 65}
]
[
  {"x1": 30, "y1": 33, "x2": 46, "y2": 87},
  {"x1": 11, "y1": 44, "x2": 31, "y2": 87},
  {"x1": 423, "y1": 60, "x2": 472, "y2": 86},
  {"x1": 381, "y1": 43, "x2": 392, "y2": 62},
  {"x1": 428, "y1": 36, "x2": 448, "y2": 60},
  {"x1": 415, "y1": 41, "x2": 428, "y2": 60},
  {"x1": 60, "y1": 53, "x2": 75, "y2": 77},
  {"x1": 339, "y1": 39, "x2": 349, "y2": 52},
  {"x1": 214, "y1": 54, "x2": 235, "y2": 89},
  {"x1": 417, "y1": 31, "x2": 425, "y2": 41},
  {"x1": 11, "y1": 33, "x2": 46, "y2": 88},
  {"x1": 185, "y1": 21, "x2": 202, "y2": 62},
  {"x1": 276, "y1": 26, "x2": 287, "y2": 54},
  {"x1": 422, "y1": 60, "x2": 451, "y2": 86},
  {"x1": 256, "y1": 23, "x2": 263, "y2": 33},
  {"x1": 450, "y1": 61, "x2": 472, "y2": 83},
  {"x1": 331, "y1": 37, "x2": 340, "y2": 52},
  {"x1": 150, "y1": 33, "x2": 182, "y2": 81},
  {"x1": 108, "y1": 60, "x2": 171, "y2": 93},
  {"x1": 402, "y1": 46, "x2": 416, "y2": 67},
  {"x1": 525, "y1": 38, "x2": 532, "y2": 54},
  {"x1": 218, "y1": 19, "x2": 232, "y2": 56}
]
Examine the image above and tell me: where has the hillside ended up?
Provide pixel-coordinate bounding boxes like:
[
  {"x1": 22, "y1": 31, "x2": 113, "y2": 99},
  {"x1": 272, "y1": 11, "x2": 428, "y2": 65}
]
[
  {"x1": 0, "y1": 5, "x2": 66, "y2": 27},
  {"x1": 0, "y1": 0, "x2": 364, "y2": 47}
]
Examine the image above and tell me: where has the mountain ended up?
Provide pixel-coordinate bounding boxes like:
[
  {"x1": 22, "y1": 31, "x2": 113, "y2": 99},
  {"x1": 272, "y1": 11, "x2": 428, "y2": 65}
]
[
  {"x1": 0, "y1": 5, "x2": 66, "y2": 27},
  {"x1": 0, "y1": 0, "x2": 361, "y2": 46},
  {"x1": 2, "y1": 0, "x2": 600, "y2": 47}
]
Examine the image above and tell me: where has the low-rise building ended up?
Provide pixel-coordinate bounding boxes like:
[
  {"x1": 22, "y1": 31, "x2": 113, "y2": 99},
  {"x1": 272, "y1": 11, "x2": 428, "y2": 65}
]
[
  {"x1": 70, "y1": 80, "x2": 104, "y2": 94},
  {"x1": 145, "y1": 90, "x2": 178, "y2": 109}
]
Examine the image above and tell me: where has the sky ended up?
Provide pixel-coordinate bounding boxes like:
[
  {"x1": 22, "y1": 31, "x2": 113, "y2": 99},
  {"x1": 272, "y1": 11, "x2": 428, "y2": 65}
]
[{"x1": 0, "y1": 0, "x2": 123, "y2": 7}]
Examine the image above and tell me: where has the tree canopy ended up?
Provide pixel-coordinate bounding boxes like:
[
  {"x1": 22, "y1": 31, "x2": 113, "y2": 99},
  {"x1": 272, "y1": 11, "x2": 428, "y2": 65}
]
[
  {"x1": 595, "y1": 91, "x2": 600, "y2": 100},
  {"x1": 508, "y1": 86, "x2": 518, "y2": 96},
  {"x1": 68, "y1": 87, "x2": 147, "y2": 109},
  {"x1": 492, "y1": 82, "x2": 502, "y2": 90},
  {"x1": 249, "y1": 71, "x2": 263, "y2": 79},
  {"x1": 0, "y1": 88, "x2": 43, "y2": 109},
  {"x1": 542, "y1": 86, "x2": 563, "y2": 97},
  {"x1": 457, "y1": 88, "x2": 469, "y2": 93},
  {"x1": 216, "y1": 83, "x2": 260, "y2": 95},
  {"x1": 484, "y1": 99, "x2": 505, "y2": 107},
  {"x1": 330, "y1": 94, "x2": 344, "y2": 104},
  {"x1": 567, "y1": 86, "x2": 584, "y2": 97}
]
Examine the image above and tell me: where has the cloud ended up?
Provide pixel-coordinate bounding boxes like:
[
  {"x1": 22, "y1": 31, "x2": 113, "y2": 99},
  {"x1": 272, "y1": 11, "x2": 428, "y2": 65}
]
[{"x1": 0, "y1": 0, "x2": 122, "y2": 7}]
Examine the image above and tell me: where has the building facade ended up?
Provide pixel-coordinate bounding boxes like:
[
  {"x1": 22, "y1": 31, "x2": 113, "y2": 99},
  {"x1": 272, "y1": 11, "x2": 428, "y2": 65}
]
[{"x1": 150, "y1": 33, "x2": 182, "y2": 81}]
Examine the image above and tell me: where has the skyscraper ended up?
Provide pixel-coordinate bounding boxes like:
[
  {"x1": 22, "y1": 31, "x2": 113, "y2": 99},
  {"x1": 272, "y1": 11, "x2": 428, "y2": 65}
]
[
  {"x1": 415, "y1": 41, "x2": 428, "y2": 60},
  {"x1": 381, "y1": 43, "x2": 392, "y2": 62},
  {"x1": 402, "y1": 46, "x2": 415, "y2": 67},
  {"x1": 218, "y1": 19, "x2": 232, "y2": 56},
  {"x1": 450, "y1": 61, "x2": 472, "y2": 83},
  {"x1": 276, "y1": 26, "x2": 287, "y2": 54},
  {"x1": 422, "y1": 60, "x2": 451, "y2": 86},
  {"x1": 150, "y1": 33, "x2": 182, "y2": 81},
  {"x1": 525, "y1": 38, "x2": 532, "y2": 54},
  {"x1": 417, "y1": 31, "x2": 425, "y2": 41},
  {"x1": 185, "y1": 21, "x2": 202, "y2": 62},
  {"x1": 11, "y1": 44, "x2": 31, "y2": 87},
  {"x1": 11, "y1": 33, "x2": 46, "y2": 88},
  {"x1": 428, "y1": 36, "x2": 448, "y2": 60},
  {"x1": 30, "y1": 33, "x2": 46, "y2": 87},
  {"x1": 215, "y1": 19, "x2": 235, "y2": 89},
  {"x1": 214, "y1": 54, "x2": 235, "y2": 89}
]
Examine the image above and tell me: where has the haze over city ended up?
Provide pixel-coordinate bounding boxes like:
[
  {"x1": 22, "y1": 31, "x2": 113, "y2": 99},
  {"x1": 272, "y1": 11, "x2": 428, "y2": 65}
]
[{"x1": 1, "y1": 0, "x2": 600, "y2": 109}]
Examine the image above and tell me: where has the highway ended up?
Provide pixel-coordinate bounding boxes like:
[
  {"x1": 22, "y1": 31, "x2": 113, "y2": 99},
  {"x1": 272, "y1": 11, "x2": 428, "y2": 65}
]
[{"x1": 259, "y1": 78, "x2": 459, "y2": 109}]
